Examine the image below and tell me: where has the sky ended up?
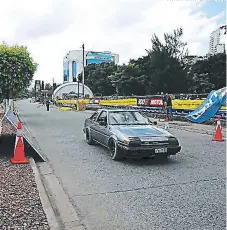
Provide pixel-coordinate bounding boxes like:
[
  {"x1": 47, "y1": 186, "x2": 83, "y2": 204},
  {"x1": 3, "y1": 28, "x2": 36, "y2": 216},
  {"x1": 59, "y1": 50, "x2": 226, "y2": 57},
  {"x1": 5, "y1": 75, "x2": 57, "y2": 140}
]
[{"x1": 0, "y1": 0, "x2": 226, "y2": 85}]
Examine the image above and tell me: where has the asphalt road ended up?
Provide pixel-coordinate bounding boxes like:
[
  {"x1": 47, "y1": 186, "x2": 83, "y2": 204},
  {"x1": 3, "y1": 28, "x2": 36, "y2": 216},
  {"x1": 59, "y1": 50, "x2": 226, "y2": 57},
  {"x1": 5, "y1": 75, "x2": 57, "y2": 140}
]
[{"x1": 17, "y1": 100, "x2": 226, "y2": 230}]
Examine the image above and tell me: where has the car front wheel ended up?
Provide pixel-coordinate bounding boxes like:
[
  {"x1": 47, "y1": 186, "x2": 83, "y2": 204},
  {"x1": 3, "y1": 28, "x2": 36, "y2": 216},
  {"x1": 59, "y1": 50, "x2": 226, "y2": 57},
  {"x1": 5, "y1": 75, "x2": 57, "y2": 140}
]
[{"x1": 109, "y1": 138, "x2": 124, "y2": 161}]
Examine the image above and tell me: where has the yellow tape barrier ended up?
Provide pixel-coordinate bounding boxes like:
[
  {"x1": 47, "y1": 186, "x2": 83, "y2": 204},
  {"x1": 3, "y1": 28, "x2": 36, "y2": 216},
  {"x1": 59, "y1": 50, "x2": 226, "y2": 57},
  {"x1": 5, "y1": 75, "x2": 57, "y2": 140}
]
[
  {"x1": 56, "y1": 99, "x2": 90, "y2": 105},
  {"x1": 56, "y1": 99, "x2": 226, "y2": 110},
  {"x1": 57, "y1": 100, "x2": 76, "y2": 104},
  {"x1": 59, "y1": 107, "x2": 73, "y2": 111},
  {"x1": 172, "y1": 100, "x2": 226, "y2": 110},
  {"x1": 99, "y1": 98, "x2": 137, "y2": 106}
]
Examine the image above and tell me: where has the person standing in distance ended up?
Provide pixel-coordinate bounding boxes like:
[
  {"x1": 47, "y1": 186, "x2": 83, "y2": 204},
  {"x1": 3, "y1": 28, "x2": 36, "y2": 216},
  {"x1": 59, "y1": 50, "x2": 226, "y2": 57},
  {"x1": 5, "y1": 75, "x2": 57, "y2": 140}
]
[
  {"x1": 166, "y1": 94, "x2": 173, "y2": 120},
  {"x1": 46, "y1": 99, "x2": 50, "y2": 111}
]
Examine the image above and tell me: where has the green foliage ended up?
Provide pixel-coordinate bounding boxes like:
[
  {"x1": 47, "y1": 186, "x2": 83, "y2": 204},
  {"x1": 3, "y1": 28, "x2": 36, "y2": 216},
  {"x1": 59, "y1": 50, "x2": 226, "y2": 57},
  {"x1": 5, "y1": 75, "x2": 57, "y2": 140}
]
[
  {"x1": 115, "y1": 64, "x2": 150, "y2": 95},
  {"x1": 79, "y1": 28, "x2": 226, "y2": 96},
  {"x1": 187, "y1": 53, "x2": 226, "y2": 93},
  {"x1": 0, "y1": 43, "x2": 38, "y2": 98},
  {"x1": 84, "y1": 62, "x2": 117, "y2": 96}
]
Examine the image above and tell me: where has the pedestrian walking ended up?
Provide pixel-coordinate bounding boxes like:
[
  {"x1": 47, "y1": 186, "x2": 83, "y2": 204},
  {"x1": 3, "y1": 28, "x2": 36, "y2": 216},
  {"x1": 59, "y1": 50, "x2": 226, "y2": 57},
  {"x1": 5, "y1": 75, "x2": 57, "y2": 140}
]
[{"x1": 46, "y1": 99, "x2": 50, "y2": 111}]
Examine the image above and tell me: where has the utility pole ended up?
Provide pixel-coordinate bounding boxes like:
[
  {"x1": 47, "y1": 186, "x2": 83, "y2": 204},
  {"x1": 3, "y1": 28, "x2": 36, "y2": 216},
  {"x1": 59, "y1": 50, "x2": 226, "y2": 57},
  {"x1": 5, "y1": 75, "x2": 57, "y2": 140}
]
[
  {"x1": 82, "y1": 43, "x2": 85, "y2": 97},
  {"x1": 34, "y1": 84, "x2": 36, "y2": 101},
  {"x1": 77, "y1": 71, "x2": 80, "y2": 100}
]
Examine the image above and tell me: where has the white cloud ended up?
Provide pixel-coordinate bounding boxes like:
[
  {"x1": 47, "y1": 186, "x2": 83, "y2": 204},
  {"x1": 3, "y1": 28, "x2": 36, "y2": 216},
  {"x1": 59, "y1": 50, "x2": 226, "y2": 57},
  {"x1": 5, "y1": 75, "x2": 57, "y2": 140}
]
[{"x1": 0, "y1": 0, "x2": 225, "y2": 84}]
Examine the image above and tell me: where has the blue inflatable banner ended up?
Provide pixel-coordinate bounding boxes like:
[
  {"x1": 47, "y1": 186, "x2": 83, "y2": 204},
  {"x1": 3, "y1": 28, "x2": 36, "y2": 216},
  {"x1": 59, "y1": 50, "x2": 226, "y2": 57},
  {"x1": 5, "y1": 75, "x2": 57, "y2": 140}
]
[{"x1": 186, "y1": 87, "x2": 227, "y2": 123}]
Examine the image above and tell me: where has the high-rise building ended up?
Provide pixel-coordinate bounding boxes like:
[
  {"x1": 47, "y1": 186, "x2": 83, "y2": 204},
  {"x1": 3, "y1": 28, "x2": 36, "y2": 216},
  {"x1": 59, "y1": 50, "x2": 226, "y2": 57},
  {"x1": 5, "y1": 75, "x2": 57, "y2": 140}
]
[
  {"x1": 208, "y1": 25, "x2": 226, "y2": 55},
  {"x1": 63, "y1": 50, "x2": 119, "y2": 83}
]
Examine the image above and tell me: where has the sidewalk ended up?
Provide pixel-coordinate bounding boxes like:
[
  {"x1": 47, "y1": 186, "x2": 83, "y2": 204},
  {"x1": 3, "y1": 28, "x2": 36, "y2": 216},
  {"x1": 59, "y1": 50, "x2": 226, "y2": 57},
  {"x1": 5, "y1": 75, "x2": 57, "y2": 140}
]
[{"x1": 0, "y1": 105, "x2": 51, "y2": 229}]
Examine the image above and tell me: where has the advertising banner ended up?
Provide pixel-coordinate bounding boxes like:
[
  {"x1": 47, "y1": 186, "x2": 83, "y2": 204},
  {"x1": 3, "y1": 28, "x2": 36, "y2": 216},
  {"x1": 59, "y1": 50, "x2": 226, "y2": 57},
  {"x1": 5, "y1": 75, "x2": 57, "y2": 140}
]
[
  {"x1": 86, "y1": 52, "x2": 113, "y2": 65},
  {"x1": 63, "y1": 57, "x2": 69, "y2": 82},
  {"x1": 100, "y1": 98, "x2": 137, "y2": 106},
  {"x1": 137, "y1": 97, "x2": 163, "y2": 107}
]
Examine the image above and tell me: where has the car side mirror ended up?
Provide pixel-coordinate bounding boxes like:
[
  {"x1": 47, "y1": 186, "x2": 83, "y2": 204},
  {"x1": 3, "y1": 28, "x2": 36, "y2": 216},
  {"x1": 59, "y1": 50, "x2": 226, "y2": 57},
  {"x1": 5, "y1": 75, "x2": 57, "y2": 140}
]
[
  {"x1": 153, "y1": 121, "x2": 157, "y2": 125},
  {"x1": 99, "y1": 121, "x2": 106, "y2": 126}
]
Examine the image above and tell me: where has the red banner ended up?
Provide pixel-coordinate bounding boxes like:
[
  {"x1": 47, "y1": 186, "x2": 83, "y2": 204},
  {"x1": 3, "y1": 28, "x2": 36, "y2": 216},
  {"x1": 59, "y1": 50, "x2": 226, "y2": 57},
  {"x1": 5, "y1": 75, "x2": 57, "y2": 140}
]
[{"x1": 149, "y1": 98, "x2": 163, "y2": 107}]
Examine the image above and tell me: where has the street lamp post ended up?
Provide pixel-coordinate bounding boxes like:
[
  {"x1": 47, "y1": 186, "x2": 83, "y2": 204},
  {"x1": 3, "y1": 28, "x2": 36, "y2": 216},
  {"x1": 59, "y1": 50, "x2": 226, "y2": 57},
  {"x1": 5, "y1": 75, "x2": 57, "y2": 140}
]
[
  {"x1": 77, "y1": 72, "x2": 80, "y2": 99},
  {"x1": 82, "y1": 44, "x2": 85, "y2": 97}
]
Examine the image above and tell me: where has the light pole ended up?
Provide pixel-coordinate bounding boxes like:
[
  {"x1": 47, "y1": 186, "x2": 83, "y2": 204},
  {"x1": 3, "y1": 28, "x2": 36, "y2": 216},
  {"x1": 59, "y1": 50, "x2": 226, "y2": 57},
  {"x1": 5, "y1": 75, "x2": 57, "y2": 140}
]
[
  {"x1": 82, "y1": 44, "x2": 85, "y2": 97},
  {"x1": 77, "y1": 70, "x2": 80, "y2": 99}
]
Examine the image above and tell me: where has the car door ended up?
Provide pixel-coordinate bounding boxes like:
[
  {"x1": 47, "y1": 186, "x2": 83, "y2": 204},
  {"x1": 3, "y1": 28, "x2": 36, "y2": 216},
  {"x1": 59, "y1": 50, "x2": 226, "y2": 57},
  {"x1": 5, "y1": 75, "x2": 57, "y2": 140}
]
[
  {"x1": 94, "y1": 111, "x2": 110, "y2": 145},
  {"x1": 88, "y1": 111, "x2": 100, "y2": 141}
]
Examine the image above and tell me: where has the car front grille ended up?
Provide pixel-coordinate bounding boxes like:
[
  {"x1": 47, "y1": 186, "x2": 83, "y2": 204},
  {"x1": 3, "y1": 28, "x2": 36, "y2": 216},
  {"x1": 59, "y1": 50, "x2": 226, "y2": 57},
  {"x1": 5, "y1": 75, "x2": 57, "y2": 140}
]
[{"x1": 141, "y1": 141, "x2": 169, "y2": 147}]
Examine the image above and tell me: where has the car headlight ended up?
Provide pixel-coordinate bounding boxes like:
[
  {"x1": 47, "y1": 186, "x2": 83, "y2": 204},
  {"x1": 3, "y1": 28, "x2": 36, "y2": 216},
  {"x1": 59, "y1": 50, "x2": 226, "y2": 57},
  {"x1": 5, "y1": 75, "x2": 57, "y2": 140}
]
[
  {"x1": 124, "y1": 137, "x2": 142, "y2": 147},
  {"x1": 168, "y1": 137, "x2": 179, "y2": 146}
]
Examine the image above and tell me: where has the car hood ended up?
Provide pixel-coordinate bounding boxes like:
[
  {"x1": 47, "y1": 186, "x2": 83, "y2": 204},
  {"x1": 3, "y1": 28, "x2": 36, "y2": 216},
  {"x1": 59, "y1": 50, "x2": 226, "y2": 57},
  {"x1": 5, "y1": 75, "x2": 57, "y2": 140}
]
[{"x1": 111, "y1": 125, "x2": 172, "y2": 139}]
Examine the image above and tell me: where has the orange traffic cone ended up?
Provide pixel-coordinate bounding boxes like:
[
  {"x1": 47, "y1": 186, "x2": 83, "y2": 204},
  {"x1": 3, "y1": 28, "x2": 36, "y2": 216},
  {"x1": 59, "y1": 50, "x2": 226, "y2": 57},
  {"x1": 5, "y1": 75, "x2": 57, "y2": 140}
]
[
  {"x1": 212, "y1": 116, "x2": 224, "y2": 142},
  {"x1": 11, "y1": 122, "x2": 29, "y2": 164}
]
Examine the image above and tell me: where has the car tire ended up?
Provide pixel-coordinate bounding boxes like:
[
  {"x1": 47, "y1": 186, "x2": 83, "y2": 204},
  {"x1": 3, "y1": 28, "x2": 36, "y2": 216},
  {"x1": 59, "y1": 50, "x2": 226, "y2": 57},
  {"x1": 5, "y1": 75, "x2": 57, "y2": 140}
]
[
  {"x1": 85, "y1": 129, "x2": 94, "y2": 145},
  {"x1": 108, "y1": 138, "x2": 124, "y2": 161}
]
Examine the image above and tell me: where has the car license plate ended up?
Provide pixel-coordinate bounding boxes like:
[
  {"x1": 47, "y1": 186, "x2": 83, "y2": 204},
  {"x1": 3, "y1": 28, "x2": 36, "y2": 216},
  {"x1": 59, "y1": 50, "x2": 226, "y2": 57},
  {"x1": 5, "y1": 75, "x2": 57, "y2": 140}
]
[{"x1": 155, "y1": 148, "x2": 167, "y2": 153}]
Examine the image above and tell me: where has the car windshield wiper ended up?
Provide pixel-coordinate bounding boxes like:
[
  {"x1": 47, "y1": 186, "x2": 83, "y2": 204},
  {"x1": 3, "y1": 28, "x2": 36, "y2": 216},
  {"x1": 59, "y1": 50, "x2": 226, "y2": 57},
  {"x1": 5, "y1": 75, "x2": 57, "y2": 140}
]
[{"x1": 134, "y1": 123, "x2": 149, "y2": 125}]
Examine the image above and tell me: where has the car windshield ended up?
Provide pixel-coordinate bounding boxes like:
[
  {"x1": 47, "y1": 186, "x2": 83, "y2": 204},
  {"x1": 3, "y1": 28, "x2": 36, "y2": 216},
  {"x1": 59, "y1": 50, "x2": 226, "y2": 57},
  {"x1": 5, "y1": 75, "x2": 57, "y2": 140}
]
[{"x1": 109, "y1": 111, "x2": 150, "y2": 125}]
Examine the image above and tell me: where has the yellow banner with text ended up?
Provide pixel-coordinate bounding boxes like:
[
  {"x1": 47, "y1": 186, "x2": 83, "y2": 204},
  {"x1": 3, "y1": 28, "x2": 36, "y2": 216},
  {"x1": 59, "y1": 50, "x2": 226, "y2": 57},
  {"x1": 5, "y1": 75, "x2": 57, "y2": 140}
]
[{"x1": 99, "y1": 98, "x2": 137, "y2": 106}]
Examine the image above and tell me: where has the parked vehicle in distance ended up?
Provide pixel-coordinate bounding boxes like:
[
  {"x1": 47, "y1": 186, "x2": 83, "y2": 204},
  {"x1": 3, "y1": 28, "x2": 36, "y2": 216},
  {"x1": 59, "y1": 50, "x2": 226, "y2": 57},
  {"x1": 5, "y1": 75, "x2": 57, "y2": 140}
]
[{"x1": 83, "y1": 109, "x2": 181, "y2": 161}]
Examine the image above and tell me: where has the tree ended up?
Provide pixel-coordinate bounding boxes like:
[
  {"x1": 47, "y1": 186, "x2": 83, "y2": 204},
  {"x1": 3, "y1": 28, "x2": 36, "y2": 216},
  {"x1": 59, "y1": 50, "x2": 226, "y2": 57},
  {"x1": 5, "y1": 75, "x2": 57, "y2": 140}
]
[
  {"x1": 147, "y1": 28, "x2": 188, "y2": 61},
  {"x1": 115, "y1": 64, "x2": 150, "y2": 95},
  {"x1": 0, "y1": 43, "x2": 37, "y2": 107},
  {"x1": 187, "y1": 54, "x2": 226, "y2": 93},
  {"x1": 84, "y1": 62, "x2": 117, "y2": 96},
  {"x1": 145, "y1": 28, "x2": 188, "y2": 93}
]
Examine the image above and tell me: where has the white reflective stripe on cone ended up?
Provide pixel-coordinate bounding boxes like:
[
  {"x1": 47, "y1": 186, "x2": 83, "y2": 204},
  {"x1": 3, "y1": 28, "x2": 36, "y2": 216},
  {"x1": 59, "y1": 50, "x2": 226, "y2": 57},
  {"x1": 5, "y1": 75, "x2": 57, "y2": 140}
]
[
  {"x1": 14, "y1": 136, "x2": 19, "y2": 152},
  {"x1": 17, "y1": 129, "x2": 23, "y2": 137}
]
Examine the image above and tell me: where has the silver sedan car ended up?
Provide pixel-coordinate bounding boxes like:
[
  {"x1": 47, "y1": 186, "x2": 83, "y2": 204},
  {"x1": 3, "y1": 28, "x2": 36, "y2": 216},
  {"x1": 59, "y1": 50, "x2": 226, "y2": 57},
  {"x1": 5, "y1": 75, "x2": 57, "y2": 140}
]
[{"x1": 83, "y1": 109, "x2": 181, "y2": 161}]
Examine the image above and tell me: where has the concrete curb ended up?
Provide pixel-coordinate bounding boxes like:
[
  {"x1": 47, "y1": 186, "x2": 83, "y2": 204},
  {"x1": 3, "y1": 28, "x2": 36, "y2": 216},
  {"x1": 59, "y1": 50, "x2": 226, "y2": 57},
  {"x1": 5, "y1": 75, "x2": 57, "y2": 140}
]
[
  {"x1": 30, "y1": 158, "x2": 61, "y2": 230},
  {"x1": 37, "y1": 162, "x2": 86, "y2": 230}
]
